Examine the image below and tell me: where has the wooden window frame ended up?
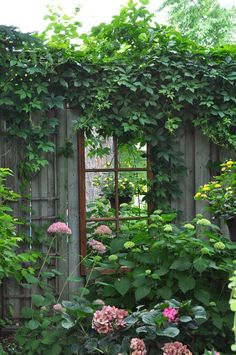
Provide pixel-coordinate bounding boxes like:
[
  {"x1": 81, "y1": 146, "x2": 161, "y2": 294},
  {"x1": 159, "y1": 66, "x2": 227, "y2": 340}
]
[{"x1": 78, "y1": 130, "x2": 153, "y2": 272}]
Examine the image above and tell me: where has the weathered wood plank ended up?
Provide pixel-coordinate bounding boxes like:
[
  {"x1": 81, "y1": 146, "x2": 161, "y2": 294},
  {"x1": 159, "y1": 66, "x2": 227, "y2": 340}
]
[
  {"x1": 57, "y1": 109, "x2": 69, "y2": 298},
  {"x1": 194, "y1": 129, "x2": 210, "y2": 217},
  {"x1": 66, "y1": 109, "x2": 80, "y2": 299}
]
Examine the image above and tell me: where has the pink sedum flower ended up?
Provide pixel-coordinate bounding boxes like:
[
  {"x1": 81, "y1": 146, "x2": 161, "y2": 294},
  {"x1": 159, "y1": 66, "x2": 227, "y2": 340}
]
[
  {"x1": 53, "y1": 303, "x2": 63, "y2": 312},
  {"x1": 163, "y1": 307, "x2": 178, "y2": 322},
  {"x1": 95, "y1": 225, "x2": 112, "y2": 235},
  {"x1": 92, "y1": 306, "x2": 128, "y2": 334},
  {"x1": 130, "y1": 338, "x2": 147, "y2": 355},
  {"x1": 162, "y1": 341, "x2": 192, "y2": 355},
  {"x1": 88, "y1": 239, "x2": 106, "y2": 254},
  {"x1": 47, "y1": 222, "x2": 72, "y2": 235}
]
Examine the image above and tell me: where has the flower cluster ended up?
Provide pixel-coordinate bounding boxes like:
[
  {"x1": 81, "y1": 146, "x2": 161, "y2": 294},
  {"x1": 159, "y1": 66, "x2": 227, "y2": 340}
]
[
  {"x1": 47, "y1": 222, "x2": 72, "y2": 235},
  {"x1": 162, "y1": 341, "x2": 192, "y2": 355},
  {"x1": 88, "y1": 239, "x2": 106, "y2": 254},
  {"x1": 92, "y1": 306, "x2": 128, "y2": 334},
  {"x1": 130, "y1": 338, "x2": 147, "y2": 355},
  {"x1": 53, "y1": 303, "x2": 65, "y2": 312},
  {"x1": 195, "y1": 160, "x2": 236, "y2": 219},
  {"x1": 93, "y1": 176, "x2": 136, "y2": 199},
  {"x1": 163, "y1": 307, "x2": 178, "y2": 322},
  {"x1": 95, "y1": 225, "x2": 112, "y2": 235}
]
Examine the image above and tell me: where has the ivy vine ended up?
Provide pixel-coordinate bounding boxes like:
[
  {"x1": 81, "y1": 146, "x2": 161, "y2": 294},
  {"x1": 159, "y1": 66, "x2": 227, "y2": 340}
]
[{"x1": 0, "y1": 1, "x2": 236, "y2": 209}]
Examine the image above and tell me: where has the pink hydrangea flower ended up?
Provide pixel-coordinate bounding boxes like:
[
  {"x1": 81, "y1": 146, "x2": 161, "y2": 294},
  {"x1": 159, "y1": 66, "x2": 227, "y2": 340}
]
[
  {"x1": 95, "y1": 225, "x2": 112, "y2": 235},
  {"x1": 163, "y1": 307, "x2": 178, "y2": 322},
  {"x1": 88, "y1": 239, "x2": 106, "y2": 254},
  {"x1": 130, "y1": 338, "x2": 147, "y2": 355},
  {"x1": 47, "y1": 222, "x2": 72, "y2": 235},
  {"x1": 92, "y1": 305, "x2": 128, "y2": 334},
  {"x1": 162, "y1": 342, "x2": 192, "y2": 355},
  {"x1": 53, "y1": 303, "x2": 63, "y2": 312}
]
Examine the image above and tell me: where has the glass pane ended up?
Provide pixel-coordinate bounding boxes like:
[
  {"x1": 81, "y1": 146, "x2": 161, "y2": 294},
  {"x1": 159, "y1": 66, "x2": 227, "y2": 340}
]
[
  {"x1": 118, "y1": 142, "x2": 147, "y2": 168},
  {"x1": 85, "y1": 134, "x2": 114, "y2": 169},
  {"x1": 86, "y1": 172, "x2": 115, "y2": 218},
  {"x1": 118, "y1": 172, "x2": 148, "y2": 217}
]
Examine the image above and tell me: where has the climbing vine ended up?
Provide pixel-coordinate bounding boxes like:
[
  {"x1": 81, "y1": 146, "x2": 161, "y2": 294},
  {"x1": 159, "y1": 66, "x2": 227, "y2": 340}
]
[{"x1": 0, "y1": 1, "x2": 236, "y2": 208}]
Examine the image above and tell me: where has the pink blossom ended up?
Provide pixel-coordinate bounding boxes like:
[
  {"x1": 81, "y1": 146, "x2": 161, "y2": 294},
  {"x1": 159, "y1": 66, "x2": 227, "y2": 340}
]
[
  {"x1": 92, "y1": 305, "x2": 128, "y2": 334},
  {"x1": 95, "y1": 225, "x2": 112, "y2": 235},
  {"x1": 53, "y1": 303, "x2": 63, "y2": 312},
  {"x1": 47, "y1": 222, "x2": 72, "y2": 235},
  {"x1": 130, "y1": 338, "x2": 147, "y2": 355},
  {"x1": 88, "y1": 239, "x2": 106, "y2": 254},
  {"x1": 163, "y1": 307, "x2": 178, "y2": 322},
  {"x1": 162, "y1": 342, "x2": 192, "y2": 355}
]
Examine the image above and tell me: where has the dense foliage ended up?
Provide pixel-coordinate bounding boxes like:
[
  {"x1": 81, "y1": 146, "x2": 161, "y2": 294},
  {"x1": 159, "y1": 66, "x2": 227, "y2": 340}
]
[
  {"x1": 160, "y1": 0, "x2": 236, "y2": 46},
  {"x1": 195, "y1": 160, "x2": 236, "y2": 220},
  {"x1": 16, "y1": 296, "x2": 206, "y2": 355},
  {"x1": 0, "y1": 168, "x2": 38, "y2": 282},
  {"x1": 85, "y1": 211, "x2": 235, "y2": 353},
  {"x1": 0, "y1": 1, "x2": 236, "y2": 208}
]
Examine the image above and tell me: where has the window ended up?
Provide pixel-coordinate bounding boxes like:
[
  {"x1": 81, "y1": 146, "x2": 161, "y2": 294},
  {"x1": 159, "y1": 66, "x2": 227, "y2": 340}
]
[{"x1": 78, "y1": 130, "x2": 152, "y2": 272}]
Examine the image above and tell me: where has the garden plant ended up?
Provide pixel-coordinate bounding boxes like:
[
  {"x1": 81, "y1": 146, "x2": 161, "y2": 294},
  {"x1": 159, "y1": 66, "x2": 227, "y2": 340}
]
[{"x1": 0, "y1": 1, "x2": 236, "y2": 354}]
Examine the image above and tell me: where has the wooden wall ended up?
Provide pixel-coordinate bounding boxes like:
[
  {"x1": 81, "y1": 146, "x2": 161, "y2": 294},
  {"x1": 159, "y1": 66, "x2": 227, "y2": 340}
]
[{"x1": 0, "y1": 110, "x2": 233, "y2": 323}]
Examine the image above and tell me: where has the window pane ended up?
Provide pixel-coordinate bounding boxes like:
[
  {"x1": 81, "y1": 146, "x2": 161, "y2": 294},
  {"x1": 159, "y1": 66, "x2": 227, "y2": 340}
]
[
  {"x1": 85, "y1": 135, "x2": 114, "y2": 169},
  {"x1": 118, "y1": 143, "x2": 147, "y2": 168},
  {"x1": 118, "y1": 172, "x2": 148, "y2": 217},
  {"x1": 86, "y1": 172, "x2": 115, "y2": 218}
]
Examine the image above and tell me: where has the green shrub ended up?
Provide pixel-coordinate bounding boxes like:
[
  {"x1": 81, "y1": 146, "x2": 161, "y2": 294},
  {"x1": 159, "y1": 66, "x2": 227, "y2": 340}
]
[
  {"x1": 0, "y1": 168, "x2": 39, "y2": 283},
  {"x1": 86, "y1": 211, "x2": 235, "y2": 353}
]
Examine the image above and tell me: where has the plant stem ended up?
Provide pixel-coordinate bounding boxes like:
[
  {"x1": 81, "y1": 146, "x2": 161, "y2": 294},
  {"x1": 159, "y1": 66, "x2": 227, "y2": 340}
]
[
  {"x1": 57, "y1": 252, "x2": 92, "y2": 303},
  {"x1": 37, "y1": 235, "x2": 57, "y2": 280}
]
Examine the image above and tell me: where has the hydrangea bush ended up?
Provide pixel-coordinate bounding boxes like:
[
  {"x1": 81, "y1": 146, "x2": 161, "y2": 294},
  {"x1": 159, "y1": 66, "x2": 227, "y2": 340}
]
[
  {"x1": 85, "y1": 212, "x2": 235, "y2": 353},
  {"x1": 16, "y1": 297, "x2": 206, "y2": 354}
]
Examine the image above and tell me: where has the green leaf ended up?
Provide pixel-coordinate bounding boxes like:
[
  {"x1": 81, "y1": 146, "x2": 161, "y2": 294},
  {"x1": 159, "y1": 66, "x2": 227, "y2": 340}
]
[
  {"x1": 157, "y1": 286, "x2": 172, "y2": 299},
  {"x1": 194, "y1": 288, "x2": 210, "y2": 306},
  {"x1": 170, "y1": 258, "x2": 192, "y2": 271},
  {"x1": 193, "y1": 257, "x2": 209, "y2": 273},
  {"x1": 61, "y1": 318, "x2": 75, "y2": 329},
  {"x1": 114, "y1": 277, "x2": 131, "y2": 296},
  {"x1": 21, "y1": 307, "x2": 35, "y2": 318},
  {"x1": 32, "y1": 294, "x2": 45, "y2": 307},
  {"x1": 67, "y1": 277, "x2": 82, "y2": 283},
  {"x1": 192, "y1": 306, "x2": 207, "y2": 321},
  {"x1": 51, "y1": 343, "x2": 62, "y2": 355},
  {"x1": 179, "y1": 316, "x2": 192, "y2": 322},
  {"x1": 158, "y1": 327, "x2": 180, "y2": 338},
  {"x1": 135, "y1": 286, "x2": 151, "y2": 301},
  {"x1": 178, "y1": 275, "x2": 195, "y2": 293},
  {"x1": 211, "y1": 312, "x2": 223, "y2": 329},
  {"x1": 26, "y1": 319, "x2": 40, "y2": 330}
]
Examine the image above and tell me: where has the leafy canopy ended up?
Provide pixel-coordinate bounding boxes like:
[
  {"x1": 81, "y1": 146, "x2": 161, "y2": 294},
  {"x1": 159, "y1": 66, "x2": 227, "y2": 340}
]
[
  {"x1": 160, "y1": 0, "x2": 236, "y2": 46},
  {"x1": 0, "y1": 1, "x2": 236, "y2": 208}
]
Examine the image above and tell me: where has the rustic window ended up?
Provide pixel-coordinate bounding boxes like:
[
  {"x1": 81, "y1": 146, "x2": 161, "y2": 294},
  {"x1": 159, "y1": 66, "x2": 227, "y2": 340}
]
[{"x1": 78, "y1": 130, "x2": 152, "y2": 266}]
